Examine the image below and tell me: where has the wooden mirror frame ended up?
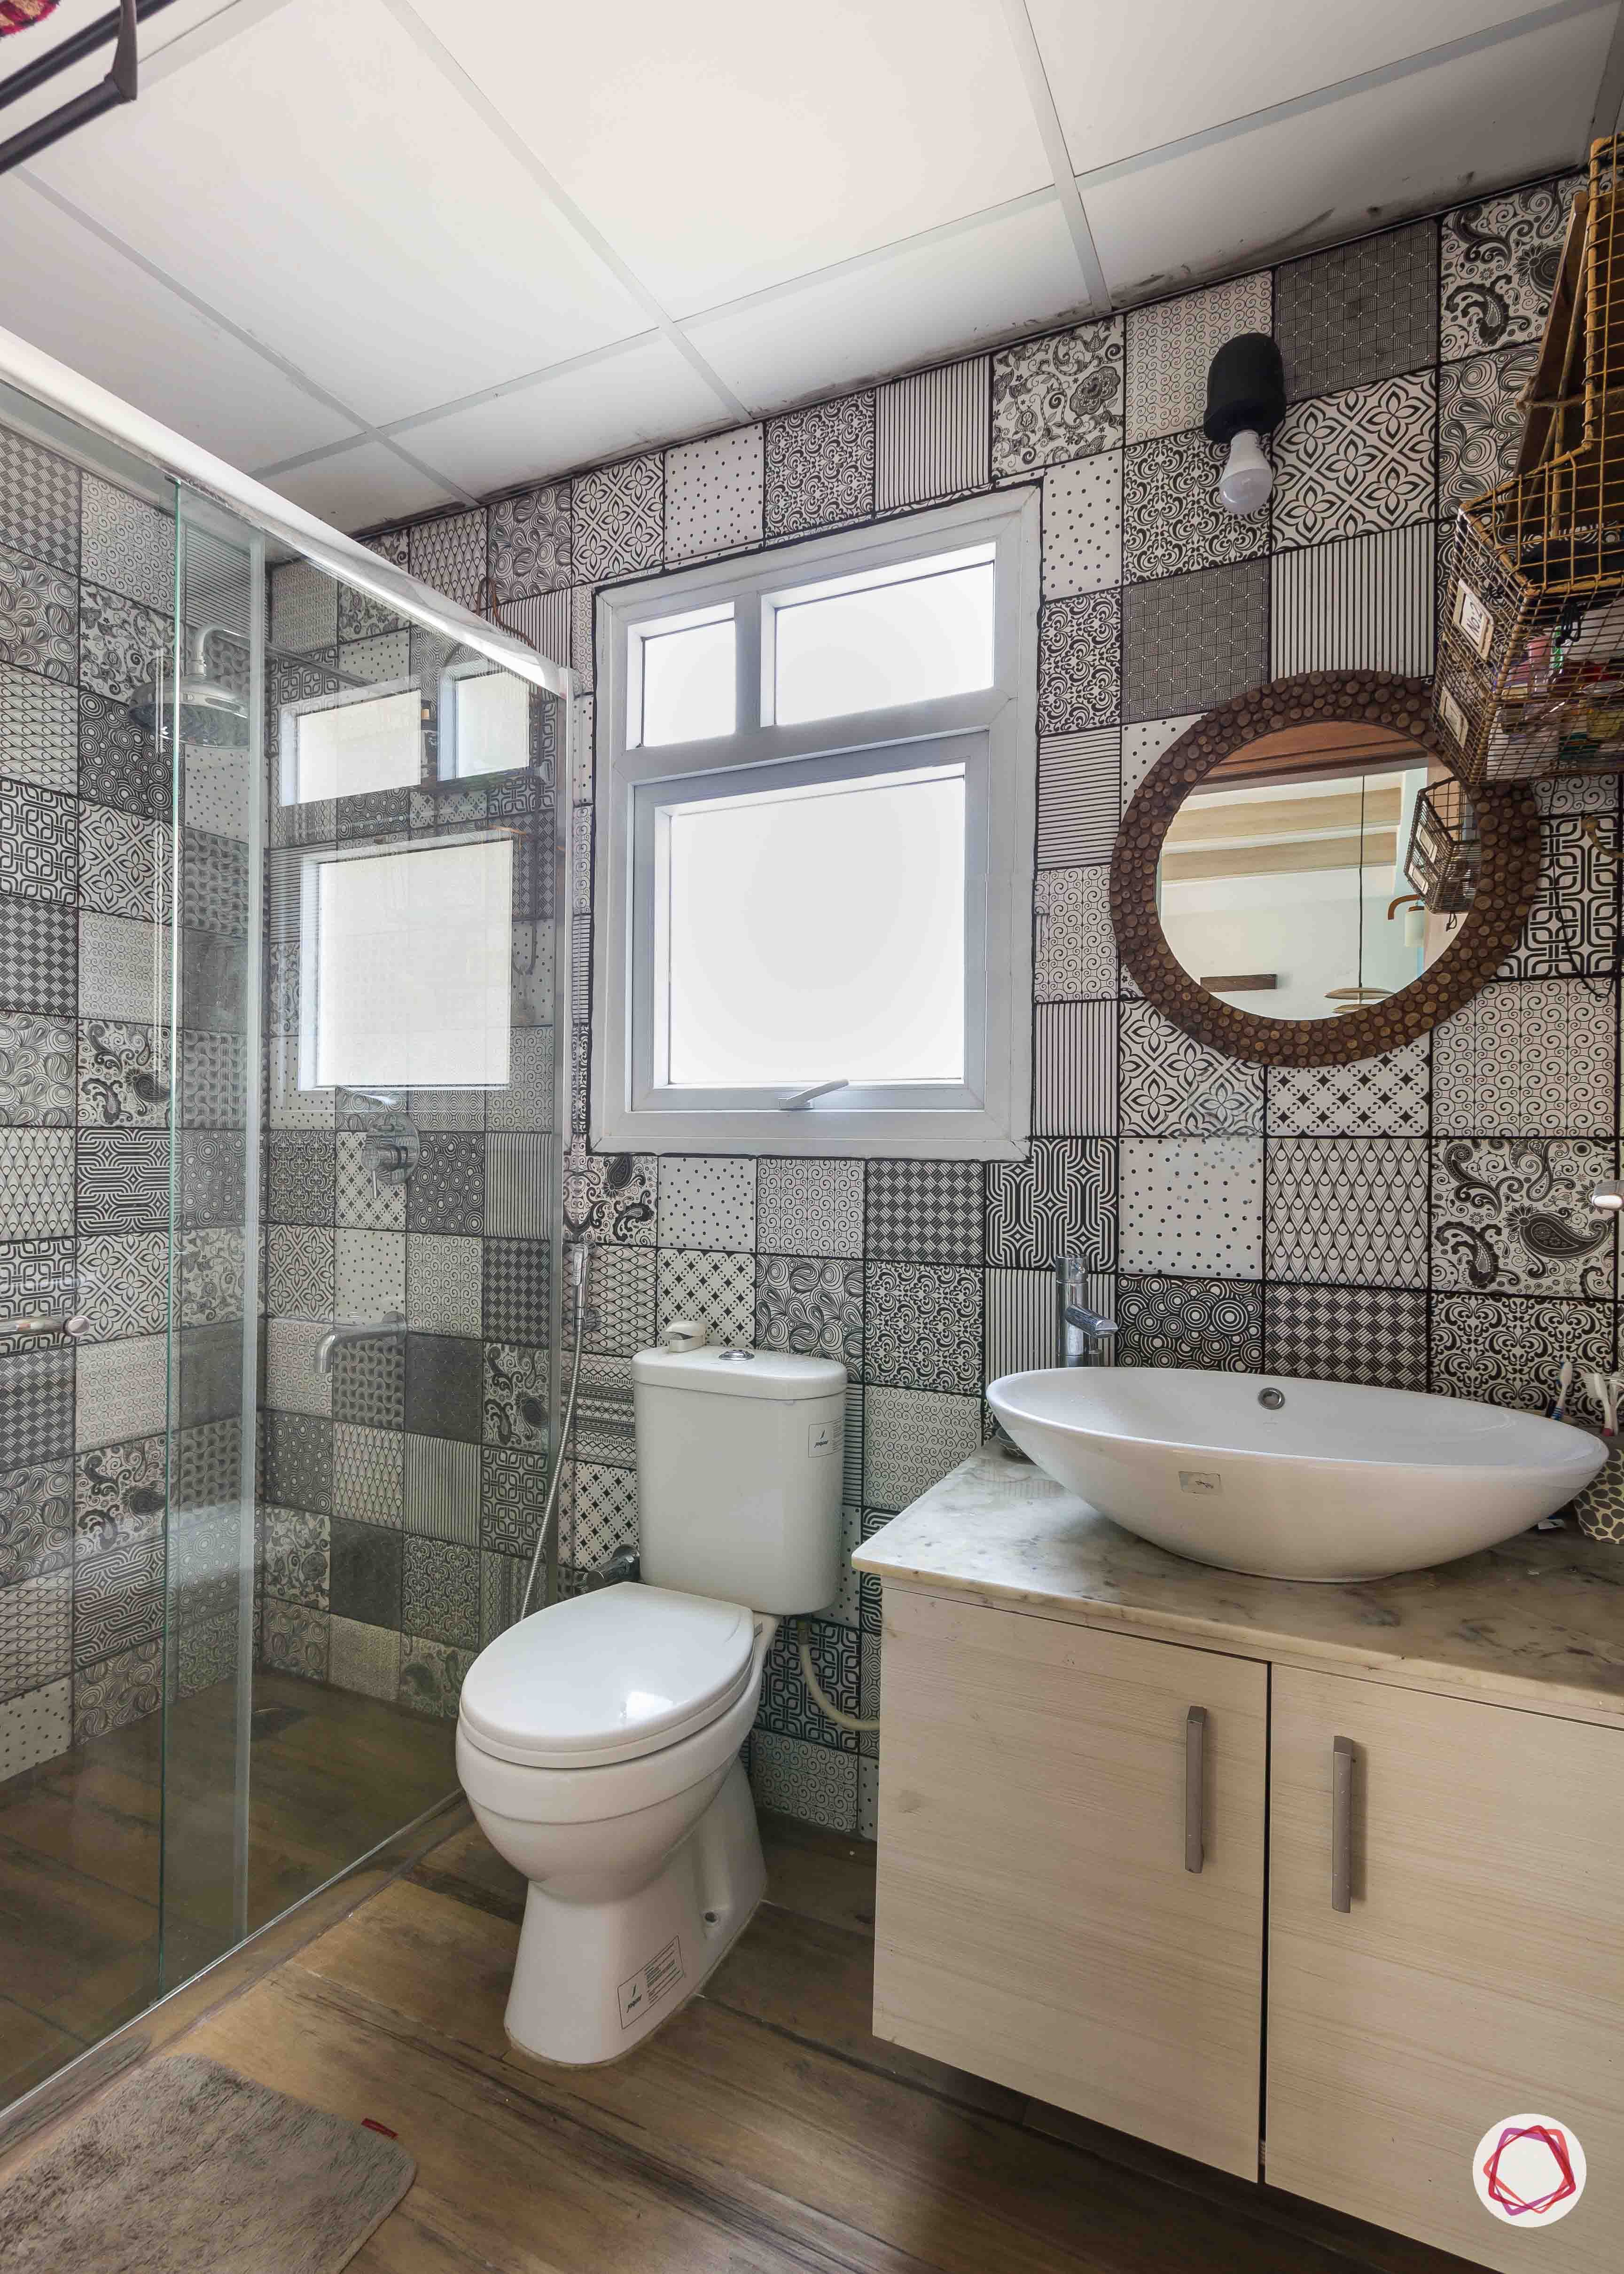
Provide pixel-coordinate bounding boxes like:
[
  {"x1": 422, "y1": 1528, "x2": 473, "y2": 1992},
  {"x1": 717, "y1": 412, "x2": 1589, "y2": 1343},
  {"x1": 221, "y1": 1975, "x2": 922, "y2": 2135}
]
[{"x1": 1109, "y1": 671, "x2": 1543, "y2": 1067}]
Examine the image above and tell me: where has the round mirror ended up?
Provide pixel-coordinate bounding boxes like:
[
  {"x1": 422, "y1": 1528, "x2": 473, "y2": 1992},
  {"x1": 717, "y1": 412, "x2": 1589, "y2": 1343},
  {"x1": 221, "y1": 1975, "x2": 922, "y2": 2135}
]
[
  {"x1": 1111, "y1": 673, "x2": 1541, "y2": 1067},
  {"x1": 1156, "y1": 721, "x2": 1475, "y2": 1021}
]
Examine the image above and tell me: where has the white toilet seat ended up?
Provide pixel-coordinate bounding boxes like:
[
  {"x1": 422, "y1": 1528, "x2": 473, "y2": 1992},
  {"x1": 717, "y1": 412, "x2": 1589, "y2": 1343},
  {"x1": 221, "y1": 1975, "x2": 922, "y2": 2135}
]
[
  {"x1": 458, "y1": 1605, "x2": 776, "y2": 1827},
  {"x1": 458, "y1": 1581, "x2": 759, "y2": 1770}
]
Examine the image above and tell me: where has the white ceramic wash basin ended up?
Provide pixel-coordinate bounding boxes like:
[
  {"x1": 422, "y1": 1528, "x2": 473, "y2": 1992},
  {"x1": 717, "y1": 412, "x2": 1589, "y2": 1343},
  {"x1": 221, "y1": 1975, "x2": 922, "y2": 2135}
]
[{"x1": 985, "y1": 1369, "x2": 1607, "y2": 1581}]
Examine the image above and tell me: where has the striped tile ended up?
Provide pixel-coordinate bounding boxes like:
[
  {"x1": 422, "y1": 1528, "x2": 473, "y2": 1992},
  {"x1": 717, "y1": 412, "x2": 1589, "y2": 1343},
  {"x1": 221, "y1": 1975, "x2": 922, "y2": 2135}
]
[
  {"x1": 402, "y1": 1434, "x2": 479, "y2": 1544},
  {"x1": 1033, "y1": 1001, "x2": 1117, "y2": 1135},
  {"x1": 497, "y1": 590, "x2": 570, "y2": 671},
  {"x1": 1270, "y1": 523, "x2": 1434, "y2": 679},
  {"x1": 1037, "y1": 727, "x2": 1119, "y2": 867},
  {"x1": 874, "y1": 359, "x2": 990, "y2": 511}
]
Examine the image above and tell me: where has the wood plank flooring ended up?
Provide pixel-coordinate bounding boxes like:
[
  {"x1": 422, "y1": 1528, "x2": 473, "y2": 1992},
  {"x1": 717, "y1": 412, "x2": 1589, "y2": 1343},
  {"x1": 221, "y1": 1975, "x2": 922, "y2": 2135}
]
[
  {"x1": 134, "y1": 1808, "x2": 1484, "y2": 2274},
  {"x1": 0, "y1": 1673, "x2": 455, "y2": 2109}
]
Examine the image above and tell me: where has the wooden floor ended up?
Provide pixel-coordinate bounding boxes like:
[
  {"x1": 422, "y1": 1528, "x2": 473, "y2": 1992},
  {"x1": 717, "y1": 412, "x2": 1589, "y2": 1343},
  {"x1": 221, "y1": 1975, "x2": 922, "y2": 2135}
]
[
  {"x1": 0, "y1": 1674, "x2": 455, "y2": 2109},
  {"x1": 128, "y1": 1808, "x2": 1482, "y2": 2274}
]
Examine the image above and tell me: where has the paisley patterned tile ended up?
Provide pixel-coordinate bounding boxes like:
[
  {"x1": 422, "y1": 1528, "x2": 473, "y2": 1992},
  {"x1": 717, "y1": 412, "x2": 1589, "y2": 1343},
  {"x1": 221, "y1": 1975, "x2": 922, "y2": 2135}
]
[
  {"x1": 1440, "y1": 175, "x2": 1581, "y2": 359},
  {"x1": 1431, "y1": 1138, "x2": 1616, "y2": 1298},
  {"x1": 992, "y1": 318, "x2": 1124, "y2": 475},
  {"x1": 764, "y1": 397, "x2": 875, "y2": 537}
]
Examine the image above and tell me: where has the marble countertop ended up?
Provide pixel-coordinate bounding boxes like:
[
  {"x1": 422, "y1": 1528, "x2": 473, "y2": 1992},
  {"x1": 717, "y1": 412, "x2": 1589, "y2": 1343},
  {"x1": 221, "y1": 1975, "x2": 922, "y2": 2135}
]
[{"x1": 851, "y1": 1450, "x2": 1624, "y2": 1723}]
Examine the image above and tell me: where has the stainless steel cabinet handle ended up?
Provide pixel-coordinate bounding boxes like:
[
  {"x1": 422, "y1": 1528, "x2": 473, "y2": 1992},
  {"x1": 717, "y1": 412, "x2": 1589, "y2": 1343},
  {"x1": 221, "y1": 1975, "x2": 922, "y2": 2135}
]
[
  {"x1": 1331, "y1": 1735, "x2": 1355, "y2": 1912},
  {"x1": 0, "y1": 1313, "x2": 89, "y2": 1340},
  {"x1": 1185, "y1": 1705, "x2": 1207, "y2": 1873}
]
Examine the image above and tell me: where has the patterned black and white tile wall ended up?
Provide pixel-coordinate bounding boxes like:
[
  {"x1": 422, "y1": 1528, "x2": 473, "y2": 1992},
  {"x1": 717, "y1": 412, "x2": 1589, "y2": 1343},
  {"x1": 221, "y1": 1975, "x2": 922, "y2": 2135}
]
[
  {"x1": 253, "y1": 550, "x2": 562, "y2": 1725},
  {"x1": 0, "y1": 437, "x2": 260, "y2": 1779},
  {"x1": 348, "y1": 165, "x2": 1600, "y2": 1840}
]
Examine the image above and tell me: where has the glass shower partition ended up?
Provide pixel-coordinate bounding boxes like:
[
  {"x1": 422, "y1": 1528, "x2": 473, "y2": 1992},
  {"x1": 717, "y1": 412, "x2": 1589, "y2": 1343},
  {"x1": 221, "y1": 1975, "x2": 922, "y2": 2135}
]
[{"x1": 0, "y1": 329, "x2": 570, "y2": 2129}]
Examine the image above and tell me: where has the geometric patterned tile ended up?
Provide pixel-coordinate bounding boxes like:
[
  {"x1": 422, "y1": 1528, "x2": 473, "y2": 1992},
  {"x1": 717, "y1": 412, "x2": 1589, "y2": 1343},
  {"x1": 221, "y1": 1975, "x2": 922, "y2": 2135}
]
[
  {"x1": 1440, "y1": 176, "x2": 1581, "y2": 361},
  {"x1": 665, "y1": 426, "x2": 765, "y2": 561},
  {"x1": 332, "y1": 1423, "x2": 403, "y2": 1527},
  {"x1": 1271, "y1": 372, "x2": 1436, "y2": 549},
  {"x1": 1121, "y1": 559, "x2": 1269, "y2": 724},
  {"x1": 0, "y1": 1128, "x2": 73, "y2": 1238},
  {"x1": 0, "y1": 541, "x2": 76, "y2": 684},
  {"x1": 749, "y1": 1729, "x2": 858, "y2": 1833},
  {"x1": 984, "y1": 1137, "x2": 1115, "y2": 1270},
  {"x1": 1120, "y1": 1135, "x2": 1263, "y2": 1278},
  {"x1": 1499, "y1": 816, "x2": 1619, "y2": 979},
  {"x1": 0, "y1": 661, "x2": 76, "y2": 793},
  {"x1": 0, "y1": 1567, "x2": 70, "y2": 1701},
  {"x1": 1276, "y1": 221, "x2": 1437, "y2": 400},
  {"x1": 407, "y1": 509, "x2": 486, "y2": 612},
  {"x1": 992, "y1": 318, "x2": 1124, "y2": 476},
  {"x1": 1431, "y1": 1137, "x2": 1615, "y2": 1298},
  {"x1": 756, "y1": 1159, "x2": 864, "y2": 1259},
  {"x1": 655, "y1": 1247, "x2": 754, "y2": 1349},
  {"x1": 80, "y1": 476, "x2": 172, "y2": 612},
  {"x1": 1265, "y1": 1038, "x2": 1432, "y2": 1137},
  {"x1": 402, "y1": 1434, "x2": 480, "y2": 1544},
  {"x1": 1432, "y1": 979, "x2": 1615, "y2": 1137},
  {"x1": 75, "y1": 1229, "x2": 167, "y2": 1341},
  {"x1": 757, "y1": 1616, "x2": 859, "y2": 1753},
  {"x1": 1265, "y1": 1283, "x2": 1428, "y2": 1389},
  {"x1": 78, "y1": 803, "x2": 161, "y2": 920},
  {"x1": 0, "y1": 896, "x2": 76, "y2": 1016},
  {"x1": 861, "y1": 1386, "x2": 982, "y2": 1513},
  {"x1": 1042, "y1": 452, "x2": 1122, "y2": 598},
  {"x1": 863, "y1": 1159, "x2": 984, "y2": 1264},
  {"x1": 1119, "y1": 1001, "x2": 1262, "y2": 1136},
  {"x1": 1265, "y1": 1137, "x2": 1429, "y2": 1288},
  {"x1": 1124, "y1": 272, "x2": 1273, "y2": 444},
  {"x1": 864, "y1": 1260, "x2": 981, "y2": 1393},
  {"x1": 402, "y1": 1535, "x2": 481, "y2": 1648},
  {"x1": 571, "y1": 455, "x2": 664, "y2": 578},
  {"x1": 0, "y1": 781, "x2": 75, "y2": 904},
  {"x1": 0, "y1": 428, "x2": 78, "y2": 573},
  {"x1": 562, "y1": 1459, "x2": 638, "y2": 1570},
  {"x1": 1115, "y1": 1275, "x2": 1261, "y2": 1371}
]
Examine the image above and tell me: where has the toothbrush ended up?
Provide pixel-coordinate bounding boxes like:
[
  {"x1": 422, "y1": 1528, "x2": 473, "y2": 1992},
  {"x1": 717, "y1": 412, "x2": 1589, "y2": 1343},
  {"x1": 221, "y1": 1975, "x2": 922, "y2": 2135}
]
[
  {"x1": 1549, "y1": 1357, "x2": 1574, "y2": 1420},
  {"x1": 1582, "y1": 1369, "x2": 1611, "y2": 1432}
]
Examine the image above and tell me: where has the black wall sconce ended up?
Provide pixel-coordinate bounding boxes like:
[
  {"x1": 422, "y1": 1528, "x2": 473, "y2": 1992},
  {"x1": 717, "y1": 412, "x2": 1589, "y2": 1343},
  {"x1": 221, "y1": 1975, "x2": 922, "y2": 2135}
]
[{"x1": 1204, "y1": 334, "x2": 1286, "y2": 516}]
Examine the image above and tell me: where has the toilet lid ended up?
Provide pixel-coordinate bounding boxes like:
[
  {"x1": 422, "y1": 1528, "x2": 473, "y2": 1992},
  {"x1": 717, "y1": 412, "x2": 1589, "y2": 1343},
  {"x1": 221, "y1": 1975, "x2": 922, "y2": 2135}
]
[{"x1": 457, "y1": 1582, "x2": 758, "y2": 1769}]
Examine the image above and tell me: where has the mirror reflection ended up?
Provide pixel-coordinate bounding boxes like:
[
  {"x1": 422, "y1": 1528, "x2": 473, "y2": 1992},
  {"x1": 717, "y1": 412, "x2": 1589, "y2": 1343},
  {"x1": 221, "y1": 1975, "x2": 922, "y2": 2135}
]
[{"x1": 1155, "y1": 722, "x2": 1476, "y2": 1020}]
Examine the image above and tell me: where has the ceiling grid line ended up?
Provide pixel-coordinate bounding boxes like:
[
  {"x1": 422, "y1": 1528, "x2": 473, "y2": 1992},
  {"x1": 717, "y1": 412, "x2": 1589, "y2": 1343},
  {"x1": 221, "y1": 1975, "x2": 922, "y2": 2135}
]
[
  {"x1": 995, "y1": 0, "x2": 1111, "y2": 313},
  {"x1": 377, "y1": 0, "x2": 753, "y2": 427},
  {"x1": 12, "y1": 168, "x2": 483, "y2": 508}
]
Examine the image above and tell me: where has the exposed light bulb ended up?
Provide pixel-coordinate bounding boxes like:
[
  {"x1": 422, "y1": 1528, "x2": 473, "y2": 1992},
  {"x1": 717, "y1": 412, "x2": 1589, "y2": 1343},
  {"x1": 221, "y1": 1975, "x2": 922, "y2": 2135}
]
[
  {"x1": 1218, "y1": 428, "x2": 1272, "y2": 516},
  {"x1": 1592, "y1": 1185, "x2": 1624, "y2": 1212}
]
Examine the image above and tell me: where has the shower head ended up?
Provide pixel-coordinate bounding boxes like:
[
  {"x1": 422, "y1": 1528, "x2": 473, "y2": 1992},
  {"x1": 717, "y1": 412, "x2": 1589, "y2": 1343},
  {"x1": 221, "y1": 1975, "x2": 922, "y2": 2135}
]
[{"x1": 127, "y1": 622, "x2": 250, "y2": 747}]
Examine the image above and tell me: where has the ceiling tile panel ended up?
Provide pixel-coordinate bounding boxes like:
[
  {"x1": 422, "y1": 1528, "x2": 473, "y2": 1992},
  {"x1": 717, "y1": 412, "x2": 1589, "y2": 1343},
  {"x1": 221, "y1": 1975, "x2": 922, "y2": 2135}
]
[
  {"x1": 0, "y1": 177, "x2": 358, "y2": 465},
  {"x1": 685, "y1": 199, "x2": 1088, "y2": 415},
  {"x1": 409, "y1": 0, "x2": 1050, "y2": 314},
  {"x1": 265, "y1": 440, "x2": 457, "y2": 528},
  {"x1": 1029, "y1": 0, "x2": 1558, "y2": 176},
  {"x1": 23, "y1": 0, "x2": 651, "y2": 424},
  {"x1": 1084, "y1": 13, "x2": 1603, "y2": 306},
  {"x1": 390, "y1": 337, "x2": 723, "y2": 498}
]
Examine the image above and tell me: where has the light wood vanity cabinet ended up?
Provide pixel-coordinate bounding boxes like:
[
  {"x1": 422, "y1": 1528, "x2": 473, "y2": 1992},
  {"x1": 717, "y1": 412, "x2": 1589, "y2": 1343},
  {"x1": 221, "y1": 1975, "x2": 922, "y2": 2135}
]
[
  {"x1": 1267, "y1": 1667, "x2": 1624, "y2": 2274},
  {"x1": 874, "y1": 1590, "x2": 1623, "y2": 2273},
  {"x1": 872, "y1": 1587, "x2": 1268, "y2": 2178}
]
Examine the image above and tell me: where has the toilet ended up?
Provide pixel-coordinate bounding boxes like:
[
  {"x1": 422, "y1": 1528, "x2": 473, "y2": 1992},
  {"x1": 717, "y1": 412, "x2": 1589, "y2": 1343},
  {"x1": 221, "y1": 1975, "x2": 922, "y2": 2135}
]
[{"x1": 456, "y1": 1344, "x2": 846, "y2": 2066}]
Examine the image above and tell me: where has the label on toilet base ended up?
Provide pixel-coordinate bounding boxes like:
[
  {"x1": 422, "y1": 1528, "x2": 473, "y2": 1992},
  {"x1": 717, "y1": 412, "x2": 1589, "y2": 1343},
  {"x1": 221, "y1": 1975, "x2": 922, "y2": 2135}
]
[{"x1": 617, "y1": 1936, "x2": 686, "y2": 2029}]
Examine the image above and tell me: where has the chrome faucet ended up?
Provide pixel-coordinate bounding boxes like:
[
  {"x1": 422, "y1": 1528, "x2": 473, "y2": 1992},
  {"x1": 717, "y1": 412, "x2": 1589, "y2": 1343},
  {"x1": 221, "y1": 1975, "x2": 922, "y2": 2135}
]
[
  {"x1": 315, "y1": 1311, "x2": 405, "y2": 1377},
  {"x1": 1056, "y1": 1258, "x2": 1116, "y2": 1367}
]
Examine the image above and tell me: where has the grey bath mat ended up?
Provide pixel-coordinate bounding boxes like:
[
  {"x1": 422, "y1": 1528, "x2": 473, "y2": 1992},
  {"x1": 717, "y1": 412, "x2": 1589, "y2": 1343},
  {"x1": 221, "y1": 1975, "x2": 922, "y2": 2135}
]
[{"x1": 0, "y1": 2054, "x2": 414, "y2": 2272}]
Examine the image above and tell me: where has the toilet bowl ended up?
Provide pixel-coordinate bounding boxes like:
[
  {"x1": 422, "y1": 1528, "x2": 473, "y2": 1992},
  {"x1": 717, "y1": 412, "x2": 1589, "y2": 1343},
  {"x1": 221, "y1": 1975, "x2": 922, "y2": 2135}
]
[
  {"x1": 459, "y1": 1343, "x2": 848, "y2": 2067},
  {"x1": 457, "y1": 1581, "x2": 775, "y2": 2066}
]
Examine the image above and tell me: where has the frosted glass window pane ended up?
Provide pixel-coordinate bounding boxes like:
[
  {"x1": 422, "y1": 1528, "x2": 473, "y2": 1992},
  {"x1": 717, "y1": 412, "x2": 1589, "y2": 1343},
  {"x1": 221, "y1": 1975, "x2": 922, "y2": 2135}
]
[
  {"x1": 775, "y1": 557, "x2": 993, "y2": 726},
  {"x1": 290, "y1": 689, "x2": 420, "y2": 803},
  {"x1": 450, "y1": 669, "x2": 530, "y2": 776},
  {"x1": 642, "y1": 618, "x2": 735, "y2": 745},
  {"x1": 664, "y1": 768, "x2": 963, "y2": 1085},
  {"x1": 311, "y1": 838, "x2": 512, "y2": 1090}
]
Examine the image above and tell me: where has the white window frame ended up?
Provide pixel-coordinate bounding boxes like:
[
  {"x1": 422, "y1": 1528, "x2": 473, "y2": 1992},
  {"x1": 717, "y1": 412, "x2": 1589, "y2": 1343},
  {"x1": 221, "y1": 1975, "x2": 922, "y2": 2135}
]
[{"x1": 593, "y1": 488, "x2": 1038, "y2": 1159}]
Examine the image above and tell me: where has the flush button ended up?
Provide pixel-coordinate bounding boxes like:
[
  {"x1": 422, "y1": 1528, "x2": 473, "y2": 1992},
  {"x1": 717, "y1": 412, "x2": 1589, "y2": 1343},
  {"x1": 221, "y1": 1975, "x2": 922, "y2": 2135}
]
[{"x1": 717, "y1": 1348, "x2": 755, "y2": 1363}]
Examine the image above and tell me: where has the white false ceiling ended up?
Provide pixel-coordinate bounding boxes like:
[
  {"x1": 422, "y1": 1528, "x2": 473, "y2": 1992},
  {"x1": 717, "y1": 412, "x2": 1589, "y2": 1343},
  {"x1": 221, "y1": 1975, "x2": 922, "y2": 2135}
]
[{"x1": 0, "y1": 0, "x2": 1616, "y2": 529}]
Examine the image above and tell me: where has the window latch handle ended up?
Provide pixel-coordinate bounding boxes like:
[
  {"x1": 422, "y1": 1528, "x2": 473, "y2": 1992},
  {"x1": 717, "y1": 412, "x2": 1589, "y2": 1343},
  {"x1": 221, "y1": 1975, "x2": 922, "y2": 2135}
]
[{"x1": 780, "y1": 1079, "x2": 848, "y2": 1111}]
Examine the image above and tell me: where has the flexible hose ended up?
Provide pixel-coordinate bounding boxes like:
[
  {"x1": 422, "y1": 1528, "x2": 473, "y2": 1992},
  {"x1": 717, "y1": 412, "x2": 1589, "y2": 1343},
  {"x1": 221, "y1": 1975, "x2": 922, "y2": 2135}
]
[
  {"x1": 518, "y1": 1243, "x2": 589, "y2": 1621},
  {"x1": 797, "y1": 1617, "x2": 880, "y2": 1732}
]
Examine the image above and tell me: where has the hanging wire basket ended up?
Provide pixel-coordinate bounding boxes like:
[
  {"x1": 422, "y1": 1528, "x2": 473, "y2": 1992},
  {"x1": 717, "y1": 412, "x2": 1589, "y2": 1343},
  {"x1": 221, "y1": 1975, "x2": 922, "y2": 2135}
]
[
  {"x1": 1435, "y1": 134, "x2": 1624, "y2": 789},
  {"x1": 1405, "y1": 777, "x2": 1481, "y2": 912}
]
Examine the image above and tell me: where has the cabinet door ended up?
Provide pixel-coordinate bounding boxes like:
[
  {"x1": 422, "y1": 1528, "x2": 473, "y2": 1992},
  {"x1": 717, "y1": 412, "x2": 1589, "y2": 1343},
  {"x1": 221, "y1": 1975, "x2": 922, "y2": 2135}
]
[
  {"x1": 872, "y1": 1588, "x2": 1267, "y2": 2177},
  {"x1": 1268, "y1": 1668, "x2": 1624, "y2": 2274}
]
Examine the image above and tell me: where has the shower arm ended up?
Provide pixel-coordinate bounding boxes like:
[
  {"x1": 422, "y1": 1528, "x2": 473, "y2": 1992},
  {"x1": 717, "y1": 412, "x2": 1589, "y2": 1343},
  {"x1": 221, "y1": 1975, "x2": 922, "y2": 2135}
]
[{"x1": 186, "y1": 620, "x2": 365, "y2": 688}]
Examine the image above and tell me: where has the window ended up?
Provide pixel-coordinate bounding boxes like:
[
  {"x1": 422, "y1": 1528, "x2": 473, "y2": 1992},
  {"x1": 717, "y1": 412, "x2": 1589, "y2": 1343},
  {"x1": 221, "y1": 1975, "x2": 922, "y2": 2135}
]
[
  {"x1": 281, "y1": 679, "x2": 421, "y2": 805},
  {"x1": 438, "y1": 657, "x2": 533, "y2": 778},
  {"x1": 300, "y1": 835, "x2": 513, "y2": 1092},
  {"x1": 595, "y1": 492, "x2": 1038, "y2": 1156}
]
